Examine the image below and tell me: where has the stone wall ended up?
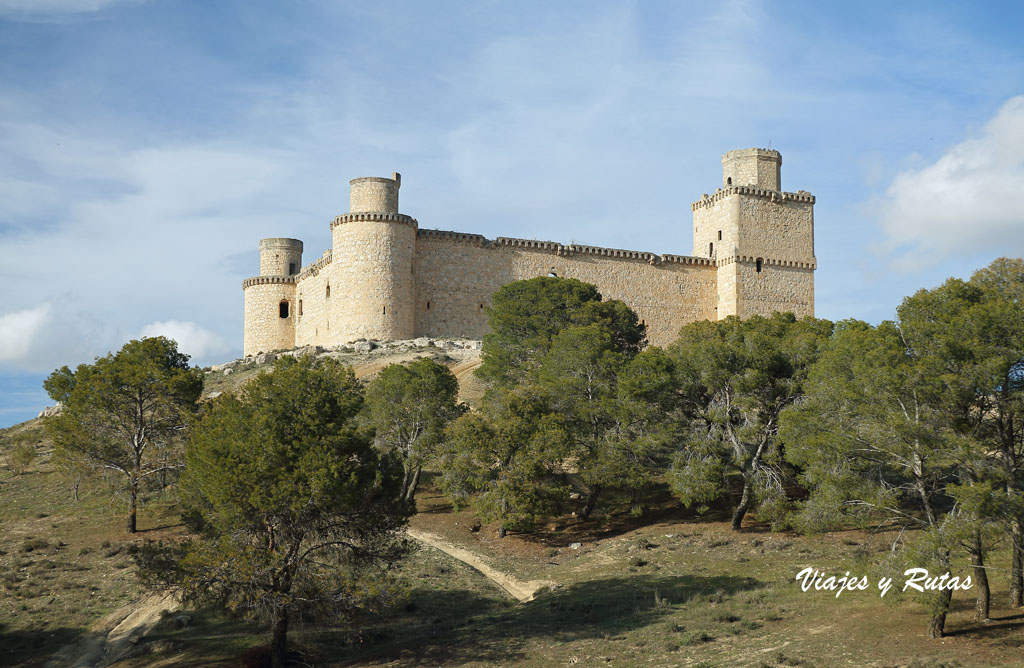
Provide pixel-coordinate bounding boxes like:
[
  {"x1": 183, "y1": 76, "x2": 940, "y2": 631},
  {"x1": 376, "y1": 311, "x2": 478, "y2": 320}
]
[
  {"x1": 243, "y1": 277, "x2": 296, "y2": 354},
  {"x1": 412, "y1": 232, "x2": 719, "y2": 347}
]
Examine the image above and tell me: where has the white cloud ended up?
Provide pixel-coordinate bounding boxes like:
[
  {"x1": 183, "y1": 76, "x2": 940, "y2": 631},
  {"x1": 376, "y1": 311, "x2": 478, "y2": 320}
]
[
  {"x1": 874, "y1": 95, "x2": 1024, "y2": 270},
  {"x1": 0, "y1": 304, "x2": 52, "y2": 362},
  {"x1": 139, "y1": 320, "x2": 229, "y2": 365}
]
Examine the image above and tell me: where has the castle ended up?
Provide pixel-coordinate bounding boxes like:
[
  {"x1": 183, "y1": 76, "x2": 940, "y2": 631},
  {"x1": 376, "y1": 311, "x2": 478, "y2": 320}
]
[{"x1": 242, "y1": 148, "x2": 816, "y2": 355}]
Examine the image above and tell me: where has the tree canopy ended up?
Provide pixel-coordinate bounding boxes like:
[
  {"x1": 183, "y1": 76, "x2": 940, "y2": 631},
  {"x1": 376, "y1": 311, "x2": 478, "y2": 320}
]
[
  {"x1": 363, "y1": 357, "x2": 467, "y2": 503},
  {"x1": 43, "y1": 336, "x2": 203, "y2": 533},
  {"x1": 142, "y1": 356, "x2": 411, "y2": 667},
  {"x1": 476, "y1": 276, "x2": 645, "y2": 387}
]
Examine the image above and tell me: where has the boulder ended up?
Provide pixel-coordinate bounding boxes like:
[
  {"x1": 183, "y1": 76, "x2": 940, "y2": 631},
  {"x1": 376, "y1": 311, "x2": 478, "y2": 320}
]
[
  {"x1": 37, "y1": 403, "x2": 63, "y2": 419},
  {"x1": 353, "y1": 341, "x2": 377, "y2": 353}
]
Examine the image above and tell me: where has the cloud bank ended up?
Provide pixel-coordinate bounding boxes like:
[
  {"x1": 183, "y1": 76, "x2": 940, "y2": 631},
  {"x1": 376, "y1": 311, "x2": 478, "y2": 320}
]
[
  {"x1": 875, "y1": 95, "x2": 1024, "y2": 271},
  {"x1": 139, "y1": 320, "x2": 229, "y2": 365}
]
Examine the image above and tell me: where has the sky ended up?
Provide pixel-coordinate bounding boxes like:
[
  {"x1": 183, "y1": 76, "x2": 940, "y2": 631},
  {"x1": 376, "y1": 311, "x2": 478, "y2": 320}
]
[{"x1": 1, "y1": 0, "x2": 1023, "y2": 426}]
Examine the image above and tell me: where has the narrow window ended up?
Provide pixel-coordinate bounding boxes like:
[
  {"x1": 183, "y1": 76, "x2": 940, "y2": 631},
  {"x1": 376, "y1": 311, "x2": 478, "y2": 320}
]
[
  {"x1": 383, "y1": 306, "x2": 386, "y2": 315},
  {"x1": 426, "y1": 301, "x2": 431, "y2": 310},
  {"x1": 288, "y1": 262, "x2": 296, "y2": 275},
  {"x1": 756, "y1": 258, "x2": 763, "y2": 273},
  {"x1": 326, "y1": 284, "x2": 330, "y2": 298},
  {"x1": 709, "y1": 242, "x2": 714, "y2": 256},
  {"x1": 479, "y1": 303, "x2": 484, "y2": 310},
  {"x1": 279, "y1": 301, "x2": 289, "y2": 318},
  {"x1": 299, "y1": 299, "x2": 303, "y2": 316},
  {"x1": 718, "y1": 230, "x2": 722, "y2": 240},
  {"x1": 727, "y1": 177, "x2": 732, "y2": 185}
]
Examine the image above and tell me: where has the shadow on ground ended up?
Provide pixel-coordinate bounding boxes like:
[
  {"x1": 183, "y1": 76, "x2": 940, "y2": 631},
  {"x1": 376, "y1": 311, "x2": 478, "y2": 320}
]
[
  {"x1": 326, "y1": 573, "x2": 763, "y2": 666},
  {"x1": 0, "y1": 623, "x2": 84, "y2": 667}
]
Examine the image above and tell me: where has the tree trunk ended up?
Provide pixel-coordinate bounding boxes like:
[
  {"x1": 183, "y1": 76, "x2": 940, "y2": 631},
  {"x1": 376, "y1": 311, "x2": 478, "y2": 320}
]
[
  {"x1": 731, "y1": 476, "x2": 752, "y2": 531},
  {"x1": 581, "y1": 486, "x2": 602, "y2": 520},
  {"x1": 1011, "y1": 518, "x2": 1023, "y2": 608},
  {"x1": 126, "y1": 480, "x2": 138, "y2": 534},
  {"x1": 270, "y1": 607, "x2": 289, "y2": 668},
  {"x1": 970, "y1": 537, "x2": 990, "y2": 622},
  {"x1": 928, "y1": 588, "x2": 953, "y2": 639},
  {"x1": 404, "y1": 466, "x2": 422, "y2": 503}
]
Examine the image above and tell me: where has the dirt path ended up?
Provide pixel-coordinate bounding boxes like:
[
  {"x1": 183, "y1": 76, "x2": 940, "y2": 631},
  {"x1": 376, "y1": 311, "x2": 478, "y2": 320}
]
[
  {"x1": 407, "y1": 528, "x2": 552, "y2": 602},
  {"x1": 47, "y1": 591, "x2": 180, "y2": 668}
]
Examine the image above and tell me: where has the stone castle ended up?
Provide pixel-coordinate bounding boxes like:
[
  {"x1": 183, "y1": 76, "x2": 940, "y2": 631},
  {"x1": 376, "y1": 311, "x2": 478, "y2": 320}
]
[{"x1": 242, "y1": 148, "x2": 816, "y2": 355}]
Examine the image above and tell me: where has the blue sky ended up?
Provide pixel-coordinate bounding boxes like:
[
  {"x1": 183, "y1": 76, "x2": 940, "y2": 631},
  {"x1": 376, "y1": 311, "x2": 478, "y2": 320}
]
[{"x1": 2, "y1": 0, "x2": 1023, "y2": 426}]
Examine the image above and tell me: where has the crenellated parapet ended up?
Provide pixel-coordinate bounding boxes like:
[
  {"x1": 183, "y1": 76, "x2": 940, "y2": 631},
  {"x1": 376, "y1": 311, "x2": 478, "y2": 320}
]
[
  {"x1": 296, "y1": 250, "x2": 333, "y2": 281},
  {"x1": 417, "y1": 228, "x2": 487, "y2": 245},
  {"x1": 716, "y1": 255, "x2": 816, "y2": 270},
  {"x1": 242, "y1": 275, "x2": 297, "y2": 289},
  {"x1": 418, "y1": 228, "x2": 725, "y2": 266},
  {"x1": 331, "y1": 212, "x2": 418, "y2": 229},
  {"x1": 691, "y1": 185, "x2": 814, "y2": 211}
]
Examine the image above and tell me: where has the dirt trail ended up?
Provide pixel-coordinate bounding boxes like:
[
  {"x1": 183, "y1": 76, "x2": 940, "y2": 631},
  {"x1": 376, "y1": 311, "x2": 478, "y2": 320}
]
[
  {"x1": 48, "y1": 591, "x2": 179, "y2": 668},
  {"x1": 407, "y1": 528, "x2": 552, "y2": 602}
]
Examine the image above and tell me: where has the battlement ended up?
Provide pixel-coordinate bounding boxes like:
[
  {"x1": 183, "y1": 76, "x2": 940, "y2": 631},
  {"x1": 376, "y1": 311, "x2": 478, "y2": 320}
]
[
  {"x1": 717, "y1": 255, "x2": 817, "y2": 270},
  {"x1": 418, "y1": 229, "x2": 721, "y2": 266},
  {"x1": 690, "y1": 185, "x2": 814, "y2": 211},
  {"x1": 296, "y1": 250, "x2": 333, "y2": 281},
  {"x1": 417, "y1": 228, "x2": 488, "y2": 245},
  {"x1": 331, "y1": 211, "x2": 418, "y2": 228},
  {"x1": 242, "y1": 275, "x2": 297, "y2": 289}
]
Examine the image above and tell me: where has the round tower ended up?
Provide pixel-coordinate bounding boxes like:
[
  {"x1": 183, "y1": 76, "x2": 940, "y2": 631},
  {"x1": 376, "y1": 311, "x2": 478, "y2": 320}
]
[
  {"x1": 722, "y1": 148, "x2": 781, "y2": 190},
  {"x1": 243, "y1": 237, "x2": 302, "y2": 355},
  {"x1": 259, "y1": 238, "x2": 303, "y2": 276},
  {"x1": 329, "y1": 172, "x2": 416, "y2": 342}
]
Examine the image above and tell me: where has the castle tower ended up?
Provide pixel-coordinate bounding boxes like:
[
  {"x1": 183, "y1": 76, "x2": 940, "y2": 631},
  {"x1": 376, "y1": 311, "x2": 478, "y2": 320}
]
[
  {"x1": 242, "y1": 238, "x2": 302, "y2": 355},
  {"x1": 691, "y1": 148, "x2": 816, "y2": 319},
  {"x1": 329, "y1": 173, "x2": 417, "y2": 341}
]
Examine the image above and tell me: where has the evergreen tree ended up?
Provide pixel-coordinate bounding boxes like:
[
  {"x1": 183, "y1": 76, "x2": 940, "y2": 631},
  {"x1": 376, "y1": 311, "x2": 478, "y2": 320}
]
[
  {"x1": 668, "y1": 313, "x2": 832, "y2": 531},
  {"x1": 364, "y1": 358, "x2": 467, "y2": 503},
  {"x1": 43, "y1": 337, "x2": 203, "y2": 533},
  {"x1": 438, "y1": 387, "x2": 571, "y2": 537},
  {"x1": 476, "y1": 276, "x2": 645, "y2": 387},
  {"x1": 140, "y1": 356, "x2": 411, "y2": 667}
]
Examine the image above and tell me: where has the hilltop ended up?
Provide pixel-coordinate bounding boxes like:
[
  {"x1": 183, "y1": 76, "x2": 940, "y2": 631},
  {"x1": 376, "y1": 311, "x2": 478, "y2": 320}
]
[{"x1": 3, "y1": 341, "x2": 1024, "y2": 667}]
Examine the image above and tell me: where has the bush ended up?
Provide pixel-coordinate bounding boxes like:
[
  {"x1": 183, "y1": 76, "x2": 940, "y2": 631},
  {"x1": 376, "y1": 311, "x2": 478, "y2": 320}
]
[{"x1": 4, "y1": 438, "x2": 37, "y2": 475}]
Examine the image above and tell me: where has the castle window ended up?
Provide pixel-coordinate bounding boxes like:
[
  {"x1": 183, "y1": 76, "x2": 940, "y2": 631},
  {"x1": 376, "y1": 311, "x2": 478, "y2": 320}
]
[
  {"x1": 289, "y1": 262, "x2": 296, "y2": 275},
  {"x1": 427, "y1": 301, "x2": 431, "y2": 310},
  {"x1": 718, "y1": 230, "x2": 722, "y2": 240},
  {"x1": 279, "y1": 301, "x2": 289, "y2": 318},
  {"x1": 727, "y1": 177, "x2": 732, "y2": 185},
  {"x1": 299, "y1": 299, "x2": 303, "y2": 316},
  {"x1": 383, "y1": 306, "x2": 386, "y2": 315},
  {"x1": 326, "y1": 284, "x2": 330, "y2": 298},
  {"x1": 479, "y1": 303, "x2": 484, "y2": 310},
  {"x1": 756, "y1": 258, "x2": 763, "y2": 273},
  {"x1": 709, "y1": 242, "x2": 714, "y2": 257}
]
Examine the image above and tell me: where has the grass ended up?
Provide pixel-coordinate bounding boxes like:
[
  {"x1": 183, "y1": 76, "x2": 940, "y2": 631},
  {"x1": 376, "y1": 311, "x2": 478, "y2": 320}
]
[
  {"x1": 4, "y1": 383, "x2": 1024, "y2": 667},
  {"x1": 0, "y1": 418, "x2": 184, "y2": 668}
]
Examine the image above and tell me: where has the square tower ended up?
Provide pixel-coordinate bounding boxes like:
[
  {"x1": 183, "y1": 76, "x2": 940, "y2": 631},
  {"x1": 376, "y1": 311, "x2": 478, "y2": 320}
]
[{"x1": 692, "y1": 148, "x2": 816, "y2": 319}]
